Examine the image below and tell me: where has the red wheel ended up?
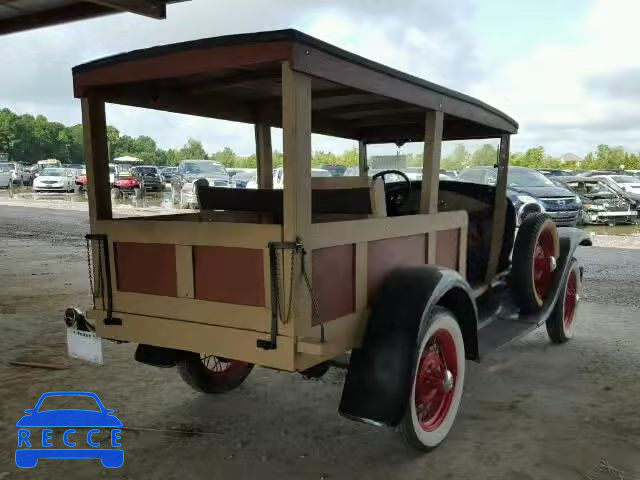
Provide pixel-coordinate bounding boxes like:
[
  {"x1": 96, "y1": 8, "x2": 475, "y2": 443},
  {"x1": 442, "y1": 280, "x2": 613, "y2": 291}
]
[
  {"x1": 546, "y1": 260, "x2": 581, "y2": 343},
  {"x1": 512, "y1": 213, "x2": 560, "y2": 313},
  {"x1": 398, "y1": 307, "x2": 465, "y2": 451},
  {"x1": 178, "y1": 353, "x2": 253, "y2": 394}
]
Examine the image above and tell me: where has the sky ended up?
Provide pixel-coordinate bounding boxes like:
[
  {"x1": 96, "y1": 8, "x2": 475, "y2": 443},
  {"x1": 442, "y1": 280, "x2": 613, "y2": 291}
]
[{"x1": 0, "y1": 0, "x2": 638, "y2": 158}]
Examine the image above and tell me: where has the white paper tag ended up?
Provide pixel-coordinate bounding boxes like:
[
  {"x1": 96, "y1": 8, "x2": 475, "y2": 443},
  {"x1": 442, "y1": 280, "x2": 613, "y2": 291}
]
[{"x1": 66, "y1": 328, "x2": 103, "y2": 365}]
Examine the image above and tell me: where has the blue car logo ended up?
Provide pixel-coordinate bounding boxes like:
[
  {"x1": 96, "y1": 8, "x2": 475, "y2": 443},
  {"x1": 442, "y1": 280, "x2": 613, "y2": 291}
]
[{"x1": 16, "y1": 391, "x2": 123, "y2": 468}]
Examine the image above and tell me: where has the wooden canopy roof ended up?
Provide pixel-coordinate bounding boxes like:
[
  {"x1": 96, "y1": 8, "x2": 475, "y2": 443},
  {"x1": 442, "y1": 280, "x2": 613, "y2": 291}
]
[
  {"x1": 73, "y1": 29, "x2": 518, "y2": 144},
  {"x1": 0, "y1": 0, "x2": 187, "y2": 35}
]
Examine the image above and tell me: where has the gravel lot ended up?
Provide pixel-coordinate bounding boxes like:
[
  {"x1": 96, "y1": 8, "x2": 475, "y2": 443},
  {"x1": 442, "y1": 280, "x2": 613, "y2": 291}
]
[{"x1": 0, "y1": 206, "x2": 639, "y2": 480}]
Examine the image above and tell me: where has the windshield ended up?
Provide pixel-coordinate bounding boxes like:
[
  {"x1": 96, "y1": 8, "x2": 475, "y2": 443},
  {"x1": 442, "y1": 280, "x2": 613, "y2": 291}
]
[
  {"x1": 0, "y1": 162, "x2": 14, "y2": 171},
  {"x1": 567, "y1": 181, "x2": 615, "y2": 197},
  {"x1": 507, "y1": 169, "x2": 555, "y2": 187},
  {"x1": 40, "y1": 168, "x2": 65, "y2": 177},
  {"x1": 136, "y1": 167, "x2": 159, "y2": 175},
  {"x1": 611, "y1": 175, "x2": 639, "y2": 184},
  {"x1": 183, "y1": 162, "x2": 227, "y2": 175}
]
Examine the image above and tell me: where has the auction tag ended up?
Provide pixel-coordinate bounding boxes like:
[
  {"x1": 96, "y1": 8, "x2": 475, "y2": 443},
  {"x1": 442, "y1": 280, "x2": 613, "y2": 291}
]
[{"x1": 66, "y1": 328, "x2": 103, "y2": 365}]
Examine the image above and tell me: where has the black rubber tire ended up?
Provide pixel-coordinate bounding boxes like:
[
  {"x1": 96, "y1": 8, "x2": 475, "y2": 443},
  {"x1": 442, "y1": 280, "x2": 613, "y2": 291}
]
[
  {"x1": 511, "y1": 213, "x2": 559, "y2": 314},
  {"x1": 397, "y1": 306, "x2": 465, "y2": 452},
  {"x1": 546, "y1": 259, "x2": 580, "y2": 344},
  {"x1": 177, "y1": 353, "x2": 253, "y2": 394}
]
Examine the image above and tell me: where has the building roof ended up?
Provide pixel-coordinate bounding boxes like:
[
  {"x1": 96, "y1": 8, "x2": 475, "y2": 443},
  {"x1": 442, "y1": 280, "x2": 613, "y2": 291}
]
[
  {"x1": 73, "y1": 29, "x2": 518, "y2": 144},
  {"x1": 0, "y1": 0, "x2": 188, "y2": 35}
]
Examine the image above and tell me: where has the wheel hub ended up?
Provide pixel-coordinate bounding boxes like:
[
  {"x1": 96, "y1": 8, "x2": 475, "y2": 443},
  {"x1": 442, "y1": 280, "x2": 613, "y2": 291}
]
[{"x1": 442, "y1": 369, "x2": 454, "y2": 393}]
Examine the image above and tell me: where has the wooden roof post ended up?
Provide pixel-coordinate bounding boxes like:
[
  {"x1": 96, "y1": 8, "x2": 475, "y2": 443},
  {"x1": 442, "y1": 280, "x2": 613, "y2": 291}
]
[
  {"x1": 420, "y1": 109, "x2": 443, "y2": 263},
  {"x1": 282, "y1": 61, "x2": 312, "y2": 338},
  {"x1": 81, "y1": 97, "x2": 112, "y2": 229},
  {"x1": 485, "y1": 134, "x2": 510, "y2": 282},
  {"x1": 358, "y1": 139, "x2": 368, "y2": 178},
  {"x1": 255, "y1": 123, "x2": 273, "y2": 189}
]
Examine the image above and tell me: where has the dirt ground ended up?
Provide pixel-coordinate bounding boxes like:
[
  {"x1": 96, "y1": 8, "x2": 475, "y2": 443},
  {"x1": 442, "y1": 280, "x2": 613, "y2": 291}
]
[{"x1": 1, "y1": 206, "x2": 639, "y2": 480}]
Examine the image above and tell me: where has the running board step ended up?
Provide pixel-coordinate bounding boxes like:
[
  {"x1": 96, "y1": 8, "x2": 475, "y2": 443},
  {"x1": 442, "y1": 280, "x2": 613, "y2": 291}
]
[{"x1": 478, "y1": 316, "x2": 539, "y2": 354}]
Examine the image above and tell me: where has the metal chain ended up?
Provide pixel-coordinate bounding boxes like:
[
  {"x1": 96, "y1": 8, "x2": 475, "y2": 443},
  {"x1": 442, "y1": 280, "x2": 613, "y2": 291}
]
[
  {"x1": 271, "y1": 240, "x2": 324, "y2": 341},
  {"x1": 86, "y1": 238, "x2": 96, "y2": 310}
]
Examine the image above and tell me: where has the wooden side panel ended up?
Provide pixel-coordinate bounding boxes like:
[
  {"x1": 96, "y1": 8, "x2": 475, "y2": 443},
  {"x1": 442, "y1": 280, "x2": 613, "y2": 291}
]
[
  {"x1": 115, "y1": 242, "x2": 177, "y2": 296},
  {"x1": 436, "y1": 229, "x2": 460, "y2": 270},
  {"x1": 367, "y1": 234, "x2": 426, "y2": 302},
  {"x1": 312, "y1": 244, "x2": 355, "y2": 325},
  {"x1": 193, "y1": 246, "x2": 265, "y2": 307}
]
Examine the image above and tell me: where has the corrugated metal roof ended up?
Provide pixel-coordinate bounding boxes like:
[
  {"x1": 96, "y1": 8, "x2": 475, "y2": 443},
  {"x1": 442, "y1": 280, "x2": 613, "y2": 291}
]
[{"x1": 0, "y1": 0, "x2": 188, "y2": 35}]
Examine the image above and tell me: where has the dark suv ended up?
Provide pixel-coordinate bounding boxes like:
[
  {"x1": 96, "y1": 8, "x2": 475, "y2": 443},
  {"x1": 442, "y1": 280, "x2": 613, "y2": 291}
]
[
  {"x1": 458, "y1": 166, "x2": 582, "y2": 226},
  {"x1": 131, "y1": 165, "x2": 165, "y2": 192}
]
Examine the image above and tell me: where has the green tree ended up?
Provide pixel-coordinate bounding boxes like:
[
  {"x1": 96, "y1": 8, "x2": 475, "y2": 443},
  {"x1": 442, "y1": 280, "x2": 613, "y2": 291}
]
[
  {"x1": 470, "y1": 144, "x2": 498, "y2": 166},
  {"x1": 442, "y1": 144, "x2": 469, "y2": 170},
  {"x1": 180, "y1": 138, "x2": 208, "y2": 160}
]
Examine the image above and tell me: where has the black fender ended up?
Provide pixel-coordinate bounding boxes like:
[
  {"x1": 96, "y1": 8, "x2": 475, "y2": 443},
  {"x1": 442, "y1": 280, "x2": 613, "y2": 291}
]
[
  {"x1": 518, "y1": 227, "x2": 591, "y2": 326},
  {"x1": 338, "y1": 266, "x2": 478, "y2": 428}
]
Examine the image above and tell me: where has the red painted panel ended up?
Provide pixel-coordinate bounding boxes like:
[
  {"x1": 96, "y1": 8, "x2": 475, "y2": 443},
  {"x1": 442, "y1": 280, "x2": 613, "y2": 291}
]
[
  {"x1": 115, "y1": 242, "x2": 177, "y2": 297},
  {"x1": 367, "y1": 234, "x2": 426, "y2": 303},
  {"x1": 194, "y1": 246, "x2": 265, "y2": 307},
  {"x1": 312, "y1": 244, "x2": 355, "y2": 324},
  {"x1": 436, "y1": 229, "x2": 460, "y2": 270}
]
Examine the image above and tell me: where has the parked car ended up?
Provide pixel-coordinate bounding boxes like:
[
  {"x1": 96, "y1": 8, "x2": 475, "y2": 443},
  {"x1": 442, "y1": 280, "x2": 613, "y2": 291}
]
[
  {"x1": 538, "y1": 169, "x2": 571, "y2": 177},
  {"x1": 160, "y1": 166, "x2": 178, "y2": 182},
  {"x1": 0, "y1": 162, "x2": 31, "y2": 185},
  {"x1": 32, "y1": 168, "x2": 75, "y2": 192},
  {"x1": 321, "y1": 164, "x2": 347, "y2": 177},
  {"x1": 111, "y1": 171, "x2": 142, "y2": 198},
  {"x1": 131, "y1": 165, "x2": 165, "y2": 192},
  {"x1": 458, "y1": 166, "x2": 582, "y2": 226},
  {"x1": 272, "y1": 167, "x2": 331, "y2": 188},
  {"x1": 231, "y1": 169, "x2": 256, "y2": 188},
  {"x1": 0, "y1": 163, "x2": 12, "y2": 188},
  {"x1": 171, "y1": 160, "x2": 231, "y2": 208},
  {"x1": 555, "y1": 176, "x2": 637, "y2": 225}
]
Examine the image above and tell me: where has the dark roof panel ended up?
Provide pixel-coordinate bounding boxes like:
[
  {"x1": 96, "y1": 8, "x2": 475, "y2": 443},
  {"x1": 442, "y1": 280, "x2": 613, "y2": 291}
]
[{"x1": 72, "y1": 29, "x2": 518, "y2": 142}]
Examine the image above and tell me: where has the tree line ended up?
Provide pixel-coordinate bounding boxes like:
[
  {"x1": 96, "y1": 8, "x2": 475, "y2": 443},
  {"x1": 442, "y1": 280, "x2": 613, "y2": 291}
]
[{"x1": 2, "y1": 107, "x2": 640, "y2": 171}]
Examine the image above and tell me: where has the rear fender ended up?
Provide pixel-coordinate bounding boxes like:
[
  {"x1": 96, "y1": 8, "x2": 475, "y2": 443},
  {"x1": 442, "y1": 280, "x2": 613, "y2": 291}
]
[{"x1": 339, "y1": 266, "x2": 477, "y2": 427}]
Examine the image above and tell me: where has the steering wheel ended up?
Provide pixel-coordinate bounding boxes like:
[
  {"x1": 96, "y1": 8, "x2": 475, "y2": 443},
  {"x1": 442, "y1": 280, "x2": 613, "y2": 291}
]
[{"x1": 371, "y1": 169, "x2": 412, "y2": 214}]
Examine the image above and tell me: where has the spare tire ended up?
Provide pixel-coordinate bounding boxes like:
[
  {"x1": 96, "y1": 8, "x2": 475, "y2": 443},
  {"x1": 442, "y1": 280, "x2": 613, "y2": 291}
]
[
  {"x1": 511, "y1": 213, "x2": 560, "y2": 313},
  {"x1": 177, "y1": 353, "x2": 253, "y2": 394}
]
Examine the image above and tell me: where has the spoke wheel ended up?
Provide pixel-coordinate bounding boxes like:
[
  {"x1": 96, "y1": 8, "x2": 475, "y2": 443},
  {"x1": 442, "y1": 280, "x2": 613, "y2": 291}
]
[
  {"x1": 512, "y1": 213, "x2": 560, "y2": 314},
  {"x1": 546, "y1": 260, "x2": 581, "y2": 343},
  {"x1": 399, "y1": 307, "x2": 465, "y2": 451},
  {"x1": 178, "y1": 353, "x2": 253, "y2": 394}
]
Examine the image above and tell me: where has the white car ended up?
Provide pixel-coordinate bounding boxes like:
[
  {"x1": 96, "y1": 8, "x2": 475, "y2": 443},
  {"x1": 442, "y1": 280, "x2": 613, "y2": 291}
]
[
  {"x1": 32, "y1": 168, "x2": 75, "y2": 192},
  {"x1": 0, "y1": 162, "x2": 30, "y2": 185},
  {"x1": 0, "y1": 165, "x2": 11, "y2": 188},
  {"x1": 600, "y1": 175, "x2": 640, "y2": 195},
  {"x1": 268, "y1": 167, "x2": 331, "y2": 189}
]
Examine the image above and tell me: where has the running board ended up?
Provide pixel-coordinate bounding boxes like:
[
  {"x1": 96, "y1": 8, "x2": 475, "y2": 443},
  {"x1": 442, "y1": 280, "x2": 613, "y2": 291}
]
[{"x1": 478, "y1": 316, "x2": 539, "y2": 353}]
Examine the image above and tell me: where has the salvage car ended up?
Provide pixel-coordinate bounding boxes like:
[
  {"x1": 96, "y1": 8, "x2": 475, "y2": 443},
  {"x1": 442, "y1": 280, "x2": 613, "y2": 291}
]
[
  {"x1": 556, "y1": 176, "x2": 637, "y2": 225},
  {"x1": 32, "y1": 168, "x2": 75, "y2": 192},
  {"x1": 70, "y1": 29, "x2": 590, "y2": 452},
  {"x1": 592, "y1": 175, "x2": 640, "y2": 219},
  {"x1": 170, "y1": 160, "x2": 231, "y2": 208},
  {"x1": 458, "y1": 166, "x2": 582, "y2": 226}
]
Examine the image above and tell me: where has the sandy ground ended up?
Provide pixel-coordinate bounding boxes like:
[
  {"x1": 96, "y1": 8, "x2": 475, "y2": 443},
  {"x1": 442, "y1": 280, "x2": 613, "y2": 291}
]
[{"x1": 0, "y1": 206, "x2": 639, "y2": 479}]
